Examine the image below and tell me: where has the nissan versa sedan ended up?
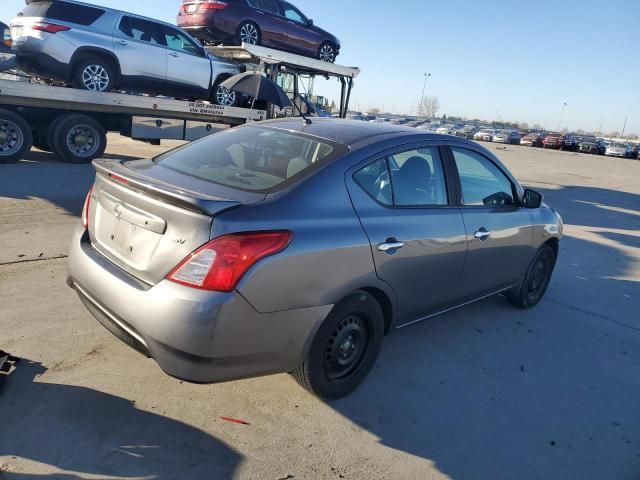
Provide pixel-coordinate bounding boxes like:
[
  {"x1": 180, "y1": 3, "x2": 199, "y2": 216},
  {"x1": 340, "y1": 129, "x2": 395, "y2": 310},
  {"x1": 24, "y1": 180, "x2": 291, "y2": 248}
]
[
  {"x1": 177, "y1": 0, "x2": 341, "y2": 62},
  {"x1": 67, "y1": 119, "x2": 563, "y2": 398}
]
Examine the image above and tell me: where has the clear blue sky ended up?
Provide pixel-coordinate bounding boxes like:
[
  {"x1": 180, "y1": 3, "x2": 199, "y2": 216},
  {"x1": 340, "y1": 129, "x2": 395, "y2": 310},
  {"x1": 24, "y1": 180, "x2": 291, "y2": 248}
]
[{"x1": 3, "y1": 0, "x2": 639, "y2": 134}]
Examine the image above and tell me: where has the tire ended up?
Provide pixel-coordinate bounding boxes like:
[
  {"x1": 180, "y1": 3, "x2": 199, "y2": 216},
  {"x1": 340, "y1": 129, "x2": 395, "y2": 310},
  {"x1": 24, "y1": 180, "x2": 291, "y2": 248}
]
[
  {"x1": 49, "y1": 114, "x2": 107, "y2": 164},
  {"x1": 237, "y1": 22, "x2": 260, "y2": 46},
  {"x1": 0, "y1": 109, "x2": 33, "y2": 163},
  {"x1": 291, "y1": 291, "x2": 384, "y2": 399},
  {"x1": 506, "y1": 245, "x2": 556, "y2": 309},
  {"x1": 212, "y1": 77, "x2": 239, "y2": 107},
  {"x1": 318, "y1": 42, "x2": 337, "y2": 63},
  {"x1": 72, "y1": 57, "x2": 116, "y2": 92}
]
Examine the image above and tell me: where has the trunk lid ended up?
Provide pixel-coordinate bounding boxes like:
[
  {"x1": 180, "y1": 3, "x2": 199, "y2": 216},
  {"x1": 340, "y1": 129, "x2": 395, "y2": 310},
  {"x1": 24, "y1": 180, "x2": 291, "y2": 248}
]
[{"x1": 88, "y1": 158, "x2": 265, "y2": 285}]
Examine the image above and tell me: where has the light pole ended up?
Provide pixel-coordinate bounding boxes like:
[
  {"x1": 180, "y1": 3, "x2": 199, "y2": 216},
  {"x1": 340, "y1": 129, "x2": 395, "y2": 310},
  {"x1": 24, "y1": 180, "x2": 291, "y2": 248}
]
[
  {"x1": 621, "y1": 117, "x2": 628, "y2": 138},
  {"x1": 418, "y1": 72, "x2": 431, "y2": 118},
  {"x1": 557, "y1": 102, "x2": 567, "y2": 133}
]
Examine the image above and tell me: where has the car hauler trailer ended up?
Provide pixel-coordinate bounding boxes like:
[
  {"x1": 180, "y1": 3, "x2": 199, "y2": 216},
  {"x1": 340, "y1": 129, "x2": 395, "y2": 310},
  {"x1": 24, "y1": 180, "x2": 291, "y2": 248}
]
[
  {"x1": 0, "y1": 44, "x2": 359, "y2": 164},
  {"x1": 208, "y1": 43, "x2": 360, "y2": 120}
]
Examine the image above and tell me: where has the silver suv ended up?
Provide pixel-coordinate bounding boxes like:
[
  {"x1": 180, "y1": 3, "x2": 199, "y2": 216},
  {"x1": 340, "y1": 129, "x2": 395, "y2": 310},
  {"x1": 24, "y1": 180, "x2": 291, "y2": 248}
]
[{"x1": 11, "y1": 0, "x2": 241, "y2": 105}]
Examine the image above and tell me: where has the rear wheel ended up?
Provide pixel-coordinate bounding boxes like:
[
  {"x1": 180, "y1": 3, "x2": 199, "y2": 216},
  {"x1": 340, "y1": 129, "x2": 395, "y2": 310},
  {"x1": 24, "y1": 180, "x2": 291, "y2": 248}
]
[
  {"x1": 291, "y1": 291, "x2": 384, "y2": 399},
  {"x1": 507, "y1": 245, "x2": 556, "y2": 309},
  {"x1": 318, "y1": 42, "x2": 337, "y2": 63},
  {"x1": 72, "y1": 58, "x2": 116, "y2": 92},
  {"x1": 49, "y1": 114, "x2": 107, "y2": 164},
  {"x1": 237, "y1": 22, "x2": 260, "y2": 46},
  {"x1": 0, "y1": 109, "x2": 33, "y2": 163}
]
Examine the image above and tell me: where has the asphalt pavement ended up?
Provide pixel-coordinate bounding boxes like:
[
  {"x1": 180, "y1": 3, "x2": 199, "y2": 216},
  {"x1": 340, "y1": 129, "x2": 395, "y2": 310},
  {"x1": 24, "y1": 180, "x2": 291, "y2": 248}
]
[{"x1": 1, "y1": 137, "x2": 639, "y2": 479}]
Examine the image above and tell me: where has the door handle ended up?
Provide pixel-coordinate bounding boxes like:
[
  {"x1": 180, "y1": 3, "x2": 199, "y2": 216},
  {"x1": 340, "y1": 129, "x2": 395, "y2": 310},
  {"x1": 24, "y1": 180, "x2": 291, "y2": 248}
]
[
  {"x1": 169, "y1": 52, "x2": 179, "y2": 57},
  {"x1": 377, "y1": 240, "x2": 405, "y2": 252},
  {"x1": 117, "y1": 40, "x2": 128, "y2": 45},
  {"x1": 474, "y1": 228, "x2": 491, "y2": 241}
]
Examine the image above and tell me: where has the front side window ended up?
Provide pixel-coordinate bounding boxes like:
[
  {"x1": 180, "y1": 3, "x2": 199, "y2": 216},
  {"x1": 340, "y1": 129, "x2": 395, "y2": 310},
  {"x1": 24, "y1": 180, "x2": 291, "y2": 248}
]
[
  {"x1": 452, "y1": 147, "x2": 515, "y2": 207},
  {"x1": 164, "y1": 27, "x2": 201, "y2": 55},
  {"x1": 281, "y1": 2, "x2": 306, "y2": 23},
  {"x1": 353, "y1": 147, "x2": 448, "y2": 207},
  {"x1": 156, "y1": 126, "x2": 345, "y2": 192},
  {"x1": 119, "y1": 17, "x2": 164, "y2": 45}
]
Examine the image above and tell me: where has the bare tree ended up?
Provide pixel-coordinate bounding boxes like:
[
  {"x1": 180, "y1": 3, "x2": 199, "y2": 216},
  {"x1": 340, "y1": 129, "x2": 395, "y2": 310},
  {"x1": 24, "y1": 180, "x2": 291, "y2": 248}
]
[
  {"x1": 418, "y1": 95, "x2": 441, "y2": 119},
  {"x1": 367, "y1": 107, "x2": 381, "y2": 115}
]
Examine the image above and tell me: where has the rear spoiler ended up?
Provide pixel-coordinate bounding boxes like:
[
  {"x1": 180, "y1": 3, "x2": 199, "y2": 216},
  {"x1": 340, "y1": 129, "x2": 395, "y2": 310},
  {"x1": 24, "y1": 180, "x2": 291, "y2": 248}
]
[{"x1": 93, "y1": 159, "x2": 244, "y2": 216}]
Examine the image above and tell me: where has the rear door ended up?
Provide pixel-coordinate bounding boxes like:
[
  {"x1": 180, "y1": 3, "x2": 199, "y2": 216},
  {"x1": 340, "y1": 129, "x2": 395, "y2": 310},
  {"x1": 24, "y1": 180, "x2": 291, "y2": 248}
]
[
  {"x1": 448, "y1": 146, "x2": 535, "y2": 298},
  {"x1": 347, "y1": 145, "x2": 468, "y2": 325},
  {"x1": 161, "y1": 25, "x2": 211, "y2": 99},
  {"x1": 113, "y1": 15, "x2": 167, "y2": 92},
  {"x1": 250, "y1": 0, "x2": 288, "y2": 47}
]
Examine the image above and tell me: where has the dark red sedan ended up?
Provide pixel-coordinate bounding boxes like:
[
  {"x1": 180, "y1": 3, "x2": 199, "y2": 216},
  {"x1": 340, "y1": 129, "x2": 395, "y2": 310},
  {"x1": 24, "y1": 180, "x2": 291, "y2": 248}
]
[{"x1": 177, "y1": 0, "x2": 341, "y2": 62}]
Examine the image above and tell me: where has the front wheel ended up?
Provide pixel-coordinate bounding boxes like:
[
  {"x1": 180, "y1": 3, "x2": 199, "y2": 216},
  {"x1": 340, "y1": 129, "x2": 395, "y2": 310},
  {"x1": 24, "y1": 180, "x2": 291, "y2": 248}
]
[
  {"x1": 72, "y1": 58, "x2": 115, "y2": 92},
  {"x1": 507, "y1": 245, "x2": 556, "y2": 309},
  {"x1": 318, "y1": 43, "x2": 337, "y2": 63},
  {"x1": 291, "y1": 291, "x2": 384, "y2": 398}
]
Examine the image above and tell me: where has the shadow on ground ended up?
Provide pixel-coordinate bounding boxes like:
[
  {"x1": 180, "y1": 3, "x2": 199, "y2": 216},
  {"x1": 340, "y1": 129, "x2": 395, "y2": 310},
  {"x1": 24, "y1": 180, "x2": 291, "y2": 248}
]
[{"x1": 0, "y1": 361, "x2": 242, "y2": 479}]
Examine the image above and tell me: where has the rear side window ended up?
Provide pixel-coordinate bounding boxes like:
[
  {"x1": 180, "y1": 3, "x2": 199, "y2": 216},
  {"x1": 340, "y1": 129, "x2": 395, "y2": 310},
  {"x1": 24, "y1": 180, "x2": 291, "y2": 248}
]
[
  {"x1": 256, "y1": 0, "x2": 280, "y2": 14},
  {"x1": 155, "y1": 126, "x2": 346, "y2": 193},
  {"x1": 119, "y1": 17, "x2": 165, "y2": 45},
  {"x1": 23, "y1": 1, "x2": 105, "y2": 25}
]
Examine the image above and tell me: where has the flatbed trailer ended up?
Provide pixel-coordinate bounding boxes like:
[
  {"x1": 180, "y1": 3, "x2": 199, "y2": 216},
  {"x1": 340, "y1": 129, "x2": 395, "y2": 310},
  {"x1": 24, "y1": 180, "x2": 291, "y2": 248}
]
[{"x1": 0, "y1": 44, "x2": 359, "y2": 164}]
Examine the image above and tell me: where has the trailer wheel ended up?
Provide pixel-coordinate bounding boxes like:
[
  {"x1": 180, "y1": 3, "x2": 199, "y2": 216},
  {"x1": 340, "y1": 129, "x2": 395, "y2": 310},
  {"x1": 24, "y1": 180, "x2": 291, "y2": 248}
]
[
  {"x1": 50, "y1": 114, "x2": 107, "y2": 164},
  {"x1": 0, "y1": 109, "x2": 33, "y2": 164}
]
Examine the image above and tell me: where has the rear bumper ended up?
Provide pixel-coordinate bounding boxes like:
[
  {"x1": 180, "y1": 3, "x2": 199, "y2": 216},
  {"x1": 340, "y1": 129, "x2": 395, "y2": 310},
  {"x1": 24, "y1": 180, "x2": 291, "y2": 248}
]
[
  {"x1": 15, "y1": 51, "x2": 71, "y2": 80},
  {"x1": 67, "y1": 225, "x2": 332, "y2": 383}
]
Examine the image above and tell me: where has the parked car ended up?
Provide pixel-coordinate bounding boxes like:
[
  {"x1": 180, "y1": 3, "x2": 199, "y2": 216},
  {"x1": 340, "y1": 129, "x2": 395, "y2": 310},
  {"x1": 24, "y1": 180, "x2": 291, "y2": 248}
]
[
  {"x1": 520, "y1": 132, "x2": 545, "y2": 147},
  {"x1": 543, "y1": 134, "x2": 564, "y2": 149},
  {"x1": 492, "y1": 130, "x2": 521, "y2": 145},
  {"x1": 474, "y1": 128, "x2": 495, "y2": 142},
  {"x1": 436, "y1": 124, "x2": 456, "y2": 135},
  {"x1": 68, "y1": 119, "x2": 562, "y2": 398},
  {"x1": 177, "y1": 0, "x2": 340, "y2": 63},
  {"x1": 605, "y1": 142, "x2": 634, "y2": 158},
  {"x1": 561, "y1": 135, "x2": 578, "y2": 152},
  {"x1": 1, "y1": 21, "x2": 12, "y2": 53},
  {"x1": 11, "y1": 0, "x2": 241, "y2": 104},
  {"x1": 455, "y1": 125, "x2": 479, "y2": 139},
  {"x1": 578, "y1": 137, "x2": 606, "y2": 155}
]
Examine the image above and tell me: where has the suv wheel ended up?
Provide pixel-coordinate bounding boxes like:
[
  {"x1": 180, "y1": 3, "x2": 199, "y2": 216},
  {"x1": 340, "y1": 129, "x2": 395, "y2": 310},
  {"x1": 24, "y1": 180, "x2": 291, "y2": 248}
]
[
  {"x1": 73, "y1": 58, "x2": 115, "y2": 92},
  {"x1": 237, "y1": 22, "x2": 260, "y2": 46},
  {"x1": 291, "y1": 291, "x2": 384, "y2": 399},
  {"x1": 212, "y1": 80, "x2": 238, "y2": 107},
  {"x1": 318, "y1": 43, "x2": 337, "y2": 63}
]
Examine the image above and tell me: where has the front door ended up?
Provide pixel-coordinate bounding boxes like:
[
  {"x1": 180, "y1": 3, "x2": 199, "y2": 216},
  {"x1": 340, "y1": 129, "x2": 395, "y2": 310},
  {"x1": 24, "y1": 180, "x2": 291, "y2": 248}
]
[
  {"x1": 347, "y1": 145, "x2": 468, "y2": 325},
  {"x1": 113, "y1": 15, "x2": 167, "y2": 93},
  {"x1": 449, "y1": 146, "x2": 535, "y2": 299},
  {"x1": 278, "y1": 1, "x2": 317, "y2": 56},
  {"x1": 162, "y1": 26, "x2": 211, "y2": 99}
]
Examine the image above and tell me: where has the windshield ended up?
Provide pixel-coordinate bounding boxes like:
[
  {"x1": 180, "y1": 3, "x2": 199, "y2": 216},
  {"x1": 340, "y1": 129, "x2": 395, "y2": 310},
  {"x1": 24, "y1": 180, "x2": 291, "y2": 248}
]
[{"x1": 155, "y1": 126, "x2": 346, "y2": 192}]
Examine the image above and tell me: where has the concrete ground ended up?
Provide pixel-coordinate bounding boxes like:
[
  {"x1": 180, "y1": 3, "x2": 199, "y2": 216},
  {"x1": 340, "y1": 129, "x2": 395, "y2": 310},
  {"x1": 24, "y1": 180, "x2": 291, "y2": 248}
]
[{"x1": 1, "y1": 135, "x2": 639, "y2": 480}]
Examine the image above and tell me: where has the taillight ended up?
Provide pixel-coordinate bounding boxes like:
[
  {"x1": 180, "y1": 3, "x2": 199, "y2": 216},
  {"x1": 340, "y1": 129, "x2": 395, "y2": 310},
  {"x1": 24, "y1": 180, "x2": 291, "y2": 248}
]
[
  {"x1": 82, "y1": 187, "x2": 93, "y2": 229},
  {"x1": 31, "y1": 22, "x2": 71, "y2": 34},
  {"x1": 200, "y1": 0, "x2": 228, "y2": 10},
  {"x1": 166, "y1": 231, "x2": 292, "y2": 292}
]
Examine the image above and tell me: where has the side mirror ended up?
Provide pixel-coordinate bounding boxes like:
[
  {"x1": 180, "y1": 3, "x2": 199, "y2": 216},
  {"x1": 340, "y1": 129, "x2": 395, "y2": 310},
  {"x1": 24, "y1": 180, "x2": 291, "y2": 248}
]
[
  {"x1": 307, "y1": 18, "x2": 314, "y2": 26},
  {"x1": 522, "y1": 189, "x2": 543, "y2": 209}
]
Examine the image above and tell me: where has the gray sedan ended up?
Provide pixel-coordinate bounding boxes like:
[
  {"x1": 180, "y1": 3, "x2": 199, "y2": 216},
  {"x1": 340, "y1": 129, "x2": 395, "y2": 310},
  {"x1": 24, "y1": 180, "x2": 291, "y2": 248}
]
[{"x1": 67, "y1": 119, "x2": 563, "y2": 398}]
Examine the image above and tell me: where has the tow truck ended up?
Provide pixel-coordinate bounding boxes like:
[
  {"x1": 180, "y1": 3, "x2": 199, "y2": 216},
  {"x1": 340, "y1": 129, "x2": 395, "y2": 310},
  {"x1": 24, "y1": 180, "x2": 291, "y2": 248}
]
[{"x1": 0, "y1": 43, "x2": 359, "y2": 164}]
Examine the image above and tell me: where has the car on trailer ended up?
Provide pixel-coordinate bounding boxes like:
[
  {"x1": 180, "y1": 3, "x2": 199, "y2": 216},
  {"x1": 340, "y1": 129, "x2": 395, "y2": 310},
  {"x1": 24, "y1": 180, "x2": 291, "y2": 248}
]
[
  {"x1": 177, "y1": 0, "x2": 341, "y2": 63},
  {"x1": 10, "y1": 0, "x2": 241, "y2": 104}
]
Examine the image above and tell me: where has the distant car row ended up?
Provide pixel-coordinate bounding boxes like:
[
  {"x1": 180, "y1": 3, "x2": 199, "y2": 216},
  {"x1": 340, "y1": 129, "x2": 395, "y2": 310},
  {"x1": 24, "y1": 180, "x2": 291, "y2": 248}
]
[{"x1": 353, "y1": 116, "x2": 640, "y2": 159}]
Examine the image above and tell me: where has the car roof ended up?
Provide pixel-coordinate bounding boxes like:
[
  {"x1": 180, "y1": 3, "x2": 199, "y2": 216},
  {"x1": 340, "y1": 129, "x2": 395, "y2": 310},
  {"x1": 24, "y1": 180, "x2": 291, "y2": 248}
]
[{"x1": 256, "y1": 118, "x2": 420, "y2": 146}]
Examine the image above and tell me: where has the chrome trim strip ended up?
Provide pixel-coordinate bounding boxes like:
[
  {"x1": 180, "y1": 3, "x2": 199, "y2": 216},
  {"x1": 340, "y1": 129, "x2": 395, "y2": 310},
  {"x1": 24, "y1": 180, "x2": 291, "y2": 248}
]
[
  {"x1": 73, "y1": 282, "x2": 149, "y2": 349},
  {"x1": 396, "y1": 286, "x2": 513, "y2": 329}
]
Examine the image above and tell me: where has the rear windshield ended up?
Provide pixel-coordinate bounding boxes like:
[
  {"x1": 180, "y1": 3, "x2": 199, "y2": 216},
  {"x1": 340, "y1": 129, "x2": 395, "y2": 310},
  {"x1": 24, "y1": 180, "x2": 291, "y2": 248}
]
[
  {"x1": 20, "y1": 1, "x2": 105, "y2": 25},
  {"x1": 155, "y1": 126, "x2": 347, "y2": 193}
]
